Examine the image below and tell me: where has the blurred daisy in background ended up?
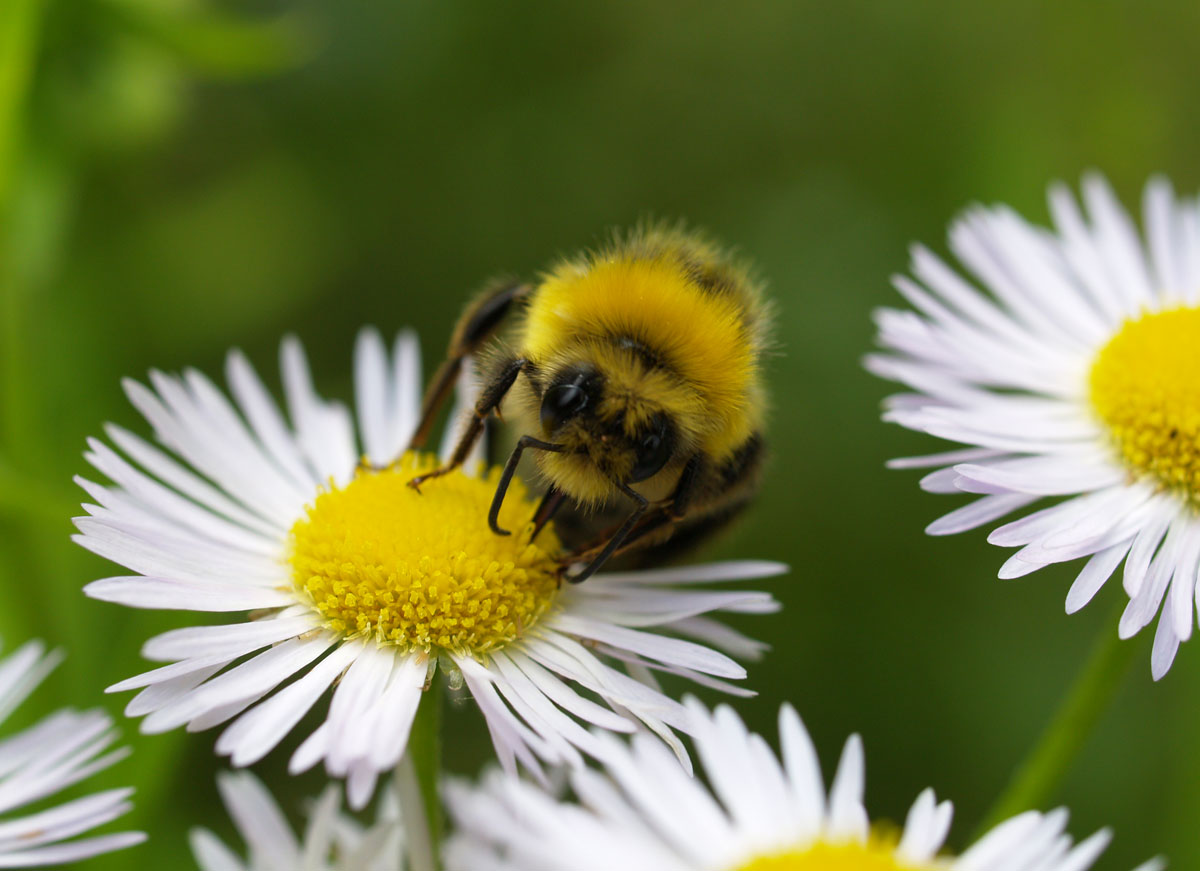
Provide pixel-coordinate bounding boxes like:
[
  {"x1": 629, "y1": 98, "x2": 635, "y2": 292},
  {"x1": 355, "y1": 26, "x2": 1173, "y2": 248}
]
[
  {"x1": 0, "y1": 640, "x2": 144, "y2": 866},
  {"x1": 75, "y1": 327, "x2": 784, "y2": 808},
  {"x1": 191, "y1": 770, "x2": 402, "y2": 871},
  {"x1": 869, "y1": 174, "x2": 1200, "y2": 678},
  {"x1": 445, "y1": 699, "x2": 1161, "y2": 871}
]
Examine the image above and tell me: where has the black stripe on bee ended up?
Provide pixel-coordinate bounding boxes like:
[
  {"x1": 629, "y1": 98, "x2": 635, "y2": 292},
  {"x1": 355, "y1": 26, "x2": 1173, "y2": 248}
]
[
  {"x1": 718, "y1": 434, "x2": 764, "y2": 487},
  {"x1": 680, "y1": 257, "x2": 738, "y2": 296}
]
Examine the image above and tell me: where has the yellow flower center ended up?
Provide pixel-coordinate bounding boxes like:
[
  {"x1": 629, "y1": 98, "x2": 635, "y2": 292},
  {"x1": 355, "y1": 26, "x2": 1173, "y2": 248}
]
[
  {"x1": 288, "y1": 452, "x2": 561, "y2": 655},
  {"x1": 1089, "y1": 306, "x2": 1200, "y2": 501},
  {"x1": 733, "y1": 837, "x2": 938, "y2": 871}
]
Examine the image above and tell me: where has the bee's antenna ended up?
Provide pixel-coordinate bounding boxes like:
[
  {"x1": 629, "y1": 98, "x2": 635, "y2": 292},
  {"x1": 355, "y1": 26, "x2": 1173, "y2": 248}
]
[{"x1": 489, "y1": 435, "x2": 566, "y2": 535}]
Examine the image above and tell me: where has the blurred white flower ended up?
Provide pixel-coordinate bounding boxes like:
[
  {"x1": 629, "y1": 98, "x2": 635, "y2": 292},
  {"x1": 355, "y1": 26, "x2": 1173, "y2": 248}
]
[
  {"x1": 191, "y1": 770, "x2": 402, "y2": 871},
  {"x1": 0, "y1": 640, "x2": 143, "y2": 866}
]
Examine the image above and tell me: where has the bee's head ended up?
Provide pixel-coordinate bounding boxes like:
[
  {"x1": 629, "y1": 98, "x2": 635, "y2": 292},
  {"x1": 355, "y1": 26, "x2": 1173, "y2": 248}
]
[{"x1": 535, "y1": 364, "x2": 678, "y2": 503}]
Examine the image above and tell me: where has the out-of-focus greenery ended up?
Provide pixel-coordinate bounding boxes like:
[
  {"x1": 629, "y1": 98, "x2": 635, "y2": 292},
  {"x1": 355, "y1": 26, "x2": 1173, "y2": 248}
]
[{"x1": 2, "y1": 1, "x2": 1200, "y2": 868}]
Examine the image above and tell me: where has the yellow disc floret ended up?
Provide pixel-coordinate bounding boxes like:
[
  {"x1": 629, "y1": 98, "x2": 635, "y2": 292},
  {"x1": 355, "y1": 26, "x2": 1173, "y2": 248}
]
[
  {"x1": 1089, "y1": 306, "x2": 1200, "y2": 502},
  {"x1": 733, "y1": 837, "x2": 939, "y2": 871},
  {"x1": 288, "y1": 452, "x2": 561, "y2": 655}
]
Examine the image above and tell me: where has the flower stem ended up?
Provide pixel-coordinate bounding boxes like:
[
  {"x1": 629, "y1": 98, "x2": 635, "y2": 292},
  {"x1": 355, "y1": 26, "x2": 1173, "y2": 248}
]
[
  {"x1": 973, "y1": 597, "x2": 1140, "y2": 838},
  {"x1": 398, "y1": 672, "x2": 443, "y2": 871}
]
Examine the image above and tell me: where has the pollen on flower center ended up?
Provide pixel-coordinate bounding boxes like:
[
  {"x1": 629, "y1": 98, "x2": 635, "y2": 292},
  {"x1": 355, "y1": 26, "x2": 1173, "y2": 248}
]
[
  {"x1": 732, "y1": 839, "x2": 935, "y2": 871},
  {"x1": 1089, "y1": 306, "x2": 1200, "y2": 501},
  {"x1": 288, "y1": 451, "x2": 562, "y2": 655}
]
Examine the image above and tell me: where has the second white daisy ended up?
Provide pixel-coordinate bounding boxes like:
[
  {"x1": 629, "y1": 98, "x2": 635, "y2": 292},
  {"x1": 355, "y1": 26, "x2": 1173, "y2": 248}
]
[
  {"x1": 868, "y1": 175, "x2": 1200, "y2": 678},
  {"x1": 76, "y1": 328, "x2": 783, "y2": 808}
]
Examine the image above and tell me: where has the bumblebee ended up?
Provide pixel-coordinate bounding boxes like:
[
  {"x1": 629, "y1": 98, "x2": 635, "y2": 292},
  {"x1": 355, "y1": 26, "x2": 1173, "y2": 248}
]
[{"x1": 406, "y1": 225, "x2": 770, "y2": 582}]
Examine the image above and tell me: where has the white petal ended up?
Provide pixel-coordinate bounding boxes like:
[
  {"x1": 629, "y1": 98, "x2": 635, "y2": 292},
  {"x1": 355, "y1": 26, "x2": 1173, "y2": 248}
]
[
  {"x1": 1065, "y1": 543, "x2": 1129, "y2": 614},
  {"x1": 141, "y1": 636, "x2": 334, "y2": 733},
  {"x1": 84, "y1": 576, "x2": 293, "y2": 612},
  {"x1": 595, "y1": 561, "x2": 789, "y2": 586},
  {"x1": 826, "y1": 734, "x2": 868, "y2": 841},
  {"x1": 104, "y1": 423, "x2": 282, "y2": 538},
  {"x1": 0, "y1": 642, "x2": 60, "y2": 726},
  {"x1": 926, "y1": 494, "x2": 1037, "y2": 536},
  {"x1": 365, "y1": 652, "x2": 427, "y2": 770},
  {"x1": 142, "y1": 616, "x2": 315, "y2": 662},
  {"x1": 1151, "y1": 612, "x2": 1181, "y2": 681},
  {"x1": 549, "y1": 615, "x2": 745, "y2": 679},
  {"x1": 391, "y1": 329, "x2": 422, "y2": 451},
  {"x1": 217, "y1": 642, "x2": 361, "y2": 767},
  {"x1": 281, "y1": 336, "x2": 356, "y2": 487},
  {"x1": 0, "y1": 832, "x2": 146, "y2": 867},
  {"x1": 225, "y1": 349, "x2": 317, "y2": 491},
  {"x1": 355, "y1": 327, "x2": 394, "y2": 467},
  {"x1": 216, "y1": 771, "x2": 300, "y2": 866},
  {"x1": 777, "y1": 703, "x2": 825, "y2": 839},
  {"x1": 189, "y1": 829, "x2": 246, "y2": 871}
]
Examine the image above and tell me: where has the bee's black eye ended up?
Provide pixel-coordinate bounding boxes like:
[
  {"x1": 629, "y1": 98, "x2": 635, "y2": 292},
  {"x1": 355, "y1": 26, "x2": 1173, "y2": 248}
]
[
  {"x1": 628, "y1": 417, "x2": 673, "y2": 482},
  {"x1": 540, "y1": 370, "x2": 600, "y2": 434}
]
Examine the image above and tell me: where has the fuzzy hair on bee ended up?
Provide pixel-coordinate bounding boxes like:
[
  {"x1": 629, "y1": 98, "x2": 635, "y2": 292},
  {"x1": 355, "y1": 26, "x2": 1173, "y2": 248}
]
[{"x1": 406, "y1": 223, "x2": 771, "y2": 582}]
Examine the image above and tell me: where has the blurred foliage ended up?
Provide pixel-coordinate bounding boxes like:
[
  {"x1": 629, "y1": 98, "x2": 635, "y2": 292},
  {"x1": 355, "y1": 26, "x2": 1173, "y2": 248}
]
[{"x1": 2, "y1": 0, "x2": 1200, "y2": 868}]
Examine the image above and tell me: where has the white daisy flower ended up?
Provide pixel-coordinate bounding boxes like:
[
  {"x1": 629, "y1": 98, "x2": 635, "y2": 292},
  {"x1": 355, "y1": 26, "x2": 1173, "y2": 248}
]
[
  {"x1": 191, "y1": 770, "x2": 402, "y2": 871},
  {"x1": 867, "y1": 174, "x2": 1200, "y2": 678},
  {"x1": 76, "y1": 327, "x2": 784, "y2": 808},
  {"x1": 445, "y1": 699, "x2": 1159, "y2": 871},
  {"x1": 0, "y1": 639, "x2": 144, "y2": 866}
]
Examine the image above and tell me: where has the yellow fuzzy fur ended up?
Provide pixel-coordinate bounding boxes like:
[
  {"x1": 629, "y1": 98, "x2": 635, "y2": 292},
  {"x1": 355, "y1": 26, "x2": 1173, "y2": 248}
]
[{"x1": 520, "y1": 231, "x2": 766, "y2": 467}]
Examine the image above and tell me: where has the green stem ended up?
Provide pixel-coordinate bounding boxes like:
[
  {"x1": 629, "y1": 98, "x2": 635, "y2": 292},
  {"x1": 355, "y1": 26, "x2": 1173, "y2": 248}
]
[
  {"x1": 398, "y1": 673, "x2": 443, "y2": 871},
  {"x1": 973, "y1": 597, "x2": 1140, "y2": 838}
]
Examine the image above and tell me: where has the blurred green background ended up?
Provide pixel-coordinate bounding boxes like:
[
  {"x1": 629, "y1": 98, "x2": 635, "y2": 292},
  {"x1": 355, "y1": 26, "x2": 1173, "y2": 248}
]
[{"x1": 3, "y1": 0, "x2": 1200, "y2": 867}]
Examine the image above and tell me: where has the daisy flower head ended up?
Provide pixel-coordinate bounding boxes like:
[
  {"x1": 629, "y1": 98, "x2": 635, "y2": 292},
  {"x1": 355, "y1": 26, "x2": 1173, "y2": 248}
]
[
  {"x1": 0, "y1": 640, "x2": 144, "y2": 866},
  {"x1": 868, "y1": 174, "x2": 1200, "y2": 678},
  {"x1": 191, "y1": 770, "x2": 402, "y2": 871},
  {"x1": 76, "y1": 327, "x2": 784, "y2": 808},
  {"x1": 445, "y1": 698, "x2": 1145, "y2": 871}
]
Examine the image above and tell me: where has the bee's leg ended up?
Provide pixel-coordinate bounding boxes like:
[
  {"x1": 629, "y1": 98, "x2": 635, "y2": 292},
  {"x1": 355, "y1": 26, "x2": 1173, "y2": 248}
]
[
  {"x1": 407, "y1": 357, "x2": 527, "y2": 491},
  {"x1": 635, "y1": 500, "x2": 752, "y2": 567},
  {"x1": 562, "y1": 455, "x2": 703, "y2": 565},
  {"x1": 488, "y1": 435, "x2": 566, "y2": 534},
  {"x1": 565, "y1": 482, "x2": 649, "y2": 583},
  {"x1": 625, "y1": 437, "x2": 765, "y2": 567},
  {"x1": 406, "y1": 279, "x2": 530, "y2": 452},
  {"x1": 530, "y1": 486, "x2": 568, "y2": 542}
]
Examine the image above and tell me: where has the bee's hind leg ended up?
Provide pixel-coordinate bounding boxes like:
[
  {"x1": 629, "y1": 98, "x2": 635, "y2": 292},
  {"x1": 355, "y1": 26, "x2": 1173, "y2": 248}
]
[
  {"x1": 563, "y1": 455, "x2": 703, "y2": 581},
  {"x1": 407, "y1": 356, "x2": 527, "y2": 491},
  {"x1": 619, "y1": 438, "x2": 765, "y2": 567},
  {"x1": 406, "y1": 278, "x2": 531, "y2": 453}
]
